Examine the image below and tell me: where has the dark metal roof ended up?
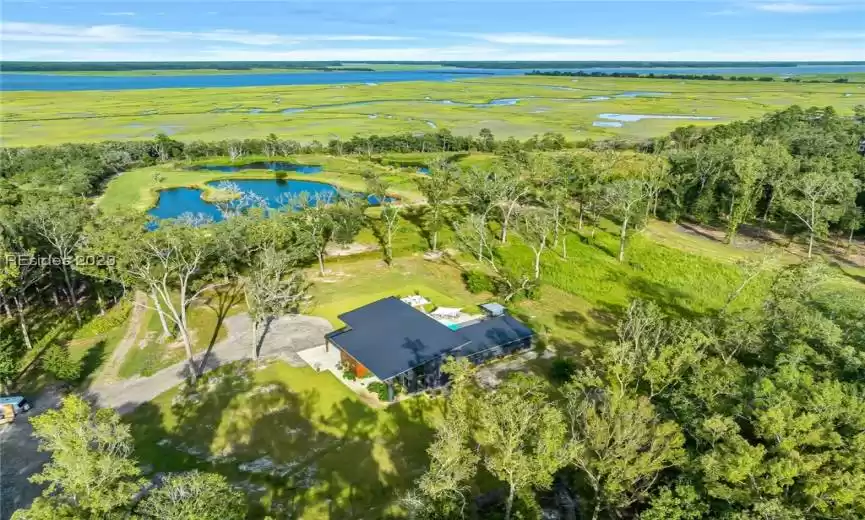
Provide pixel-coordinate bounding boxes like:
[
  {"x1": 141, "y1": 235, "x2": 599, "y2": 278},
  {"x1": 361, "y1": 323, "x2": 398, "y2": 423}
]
[
  {"x1": 325, "y1": 297, "x2": 534, "y2": 380},
  {"x1": 453, "y1": 314, "x2": 534, "y2": 357},
  {"x1": 325, "y1": 297, "x2": 469, "y2": 380}
]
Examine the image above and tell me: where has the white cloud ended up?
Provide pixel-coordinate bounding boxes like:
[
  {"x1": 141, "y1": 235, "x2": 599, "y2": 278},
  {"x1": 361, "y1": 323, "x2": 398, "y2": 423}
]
[
  {"x1": 101, "y1": 12, "x2": 136, "y2": 17},
  {"x1": 0, "y1": 21, "x2": 412, "y2": 46},
  {"x1": 472, "y1": 33, "x2": 625, "y2": 46},
  {"x1": 754, "y1": 2, "x2": 838, "y2": 12}
]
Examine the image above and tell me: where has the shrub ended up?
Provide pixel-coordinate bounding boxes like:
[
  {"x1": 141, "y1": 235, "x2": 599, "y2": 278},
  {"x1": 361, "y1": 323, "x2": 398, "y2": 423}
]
[
  {"x1": 73, "y1": 300, "x2": 132, "y2": 340},
  {"x1": 42, "y1": 344, "x2": 82, "y2": 382},
  {"x1": 367, "y1": 381, "x2": 390, "y2": 401},
  {"x1": 550, "y1": 357, "x2": 577, "y2": 385},
  {"x1": 342, "y1": 369, "x2": 357, "y2": 381},
  {"x1": 463, "y1": 270, "x2": 495, "y2": 294}
]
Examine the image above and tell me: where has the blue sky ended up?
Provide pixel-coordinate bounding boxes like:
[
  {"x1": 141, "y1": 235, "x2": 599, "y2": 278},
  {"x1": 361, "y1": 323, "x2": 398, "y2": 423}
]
[{"x1": 1, "y1": 0, "x2": 863, "y2": 61}]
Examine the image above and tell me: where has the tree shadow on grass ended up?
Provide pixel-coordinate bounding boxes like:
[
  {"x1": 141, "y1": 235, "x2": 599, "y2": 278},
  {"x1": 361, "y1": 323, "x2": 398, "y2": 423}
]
[
  {"x1": 401, "y1": 205, "x2": 432, "y2": 250},
  {"x1": 553, "y1": 310, "x2": 587, "y2": 331},
  {"x1": 198, "y1": 283, "x2": 244, "y2": 371},
  {"x1": 77, "y1": 339, "x2": 107, "y2": 388},
  {"x1": 125, "y1": 360, "x2": 440, "y2": 518},
  {"x1": 678, "y1": 221, "x2": 723, "y2": 243},
  {"x1": 626, "y1": 277, "x2": 696, "y2": 319},
  {"x1": 365, "y1": 214, "x2": 390, "y2": 264}
]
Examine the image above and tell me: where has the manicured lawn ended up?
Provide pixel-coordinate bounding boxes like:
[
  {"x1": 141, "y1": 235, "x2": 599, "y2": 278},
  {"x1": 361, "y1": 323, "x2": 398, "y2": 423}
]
[
  {"x1": 307, "y1": 255, "x2": 486, "y2": 327},
  {"x1": 126, "y1": 360, "x2": 443, "y2": 518}
]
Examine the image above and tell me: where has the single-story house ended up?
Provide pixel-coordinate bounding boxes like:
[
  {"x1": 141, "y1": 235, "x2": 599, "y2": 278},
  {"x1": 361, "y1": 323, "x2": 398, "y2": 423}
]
[{"x1": 324, "y1": 297, "x2": 533, "y2": 400}]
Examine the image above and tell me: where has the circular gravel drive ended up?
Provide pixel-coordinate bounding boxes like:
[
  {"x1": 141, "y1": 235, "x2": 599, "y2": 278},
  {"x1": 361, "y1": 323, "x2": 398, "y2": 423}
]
[{"x1": 89, "y1": 313, "x2": 333, "y2": 412}]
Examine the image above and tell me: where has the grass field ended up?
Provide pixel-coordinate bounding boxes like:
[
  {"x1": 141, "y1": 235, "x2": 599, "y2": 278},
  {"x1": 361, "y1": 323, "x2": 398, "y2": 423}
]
[
  {"x1": 4, "y1": 76, "x2": 863, "y2": 146},
  {"x1": 126, "y1": 360, "x2": 443, "y2": 518}
]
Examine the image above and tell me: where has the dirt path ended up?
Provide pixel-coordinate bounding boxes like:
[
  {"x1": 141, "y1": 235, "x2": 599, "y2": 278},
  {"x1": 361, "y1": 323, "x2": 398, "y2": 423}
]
[
  {"x1": 87, "y1": 313, "x2": 332, "y2": 413},
  {"x1": 97, "y1": 291, "x2": 149, "y2": 385}
]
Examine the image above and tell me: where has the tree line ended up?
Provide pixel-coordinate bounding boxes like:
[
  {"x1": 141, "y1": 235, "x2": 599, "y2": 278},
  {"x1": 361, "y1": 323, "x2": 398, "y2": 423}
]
[
  {"x1": 527, "y1": 70, "x2": 859, "y2": 84},
  {"x1": 406, "y1": 260, "x2": 865, "y2": 519},
  {"x1": 528, "y1": 70, "x2": 777, "y2": 82}
]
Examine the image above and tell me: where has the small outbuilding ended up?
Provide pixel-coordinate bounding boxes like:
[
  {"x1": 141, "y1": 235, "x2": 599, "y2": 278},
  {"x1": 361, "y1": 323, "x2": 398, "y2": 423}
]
[{"x1": 324, "y1": 297, "x2": 533, "y2": 400}]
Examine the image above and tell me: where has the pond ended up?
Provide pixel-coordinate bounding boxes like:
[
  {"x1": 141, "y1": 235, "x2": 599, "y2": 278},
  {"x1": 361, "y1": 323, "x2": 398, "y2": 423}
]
[
  {"x1": 592, "y1": 121, "x2": 624, "y2": 128},
  {"x1": 189, "y1": 162, "x2": 323, "y2": 174},
  {"x1": 597, "y1": 113, "x2": 719, "y2": 123},
  {"x1": 148, "y1": 179, "x2": 384, "y2": 222}
]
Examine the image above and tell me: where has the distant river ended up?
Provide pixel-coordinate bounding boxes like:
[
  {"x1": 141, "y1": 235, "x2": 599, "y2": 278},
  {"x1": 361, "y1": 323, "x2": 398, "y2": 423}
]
[{"x1": 2, "y1": 64, "x2": 863, "y2": 91}]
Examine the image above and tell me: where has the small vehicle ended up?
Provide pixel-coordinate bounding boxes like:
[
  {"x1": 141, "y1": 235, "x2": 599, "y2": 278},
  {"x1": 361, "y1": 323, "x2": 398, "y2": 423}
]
[
  {"x1": 0, "y1": 404, "x2": 14, "y2": 424},
  {"x1": 0, "y1": 396, "x2": 32, "y2": 414}
]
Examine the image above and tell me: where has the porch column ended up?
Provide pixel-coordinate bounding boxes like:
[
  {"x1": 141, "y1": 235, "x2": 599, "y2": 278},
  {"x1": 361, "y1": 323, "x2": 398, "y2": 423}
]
[{"x1": 387, "y1": 380, "x2": 395, "y2": 402}]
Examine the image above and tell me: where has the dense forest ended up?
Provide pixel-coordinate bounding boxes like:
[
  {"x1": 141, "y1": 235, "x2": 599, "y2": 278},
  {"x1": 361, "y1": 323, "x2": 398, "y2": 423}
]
[{"x1": 2, "y1": 104, "x2": 865, "y2": 518}]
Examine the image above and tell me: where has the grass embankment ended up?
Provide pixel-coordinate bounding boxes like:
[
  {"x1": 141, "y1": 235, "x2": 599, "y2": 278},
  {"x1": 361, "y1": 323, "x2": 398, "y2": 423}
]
[
  {"x1": 3, "y1": 76, "x2": 861, "y2": 146},
  {"x1": 126, "y1": 360, "x2": 443, "y2": 518}
]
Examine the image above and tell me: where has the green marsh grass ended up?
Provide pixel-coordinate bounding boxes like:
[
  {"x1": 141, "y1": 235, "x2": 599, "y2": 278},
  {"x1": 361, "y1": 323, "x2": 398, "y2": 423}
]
[{"x1": 4, "y1": 76, "x2": 862, "y2": 146}]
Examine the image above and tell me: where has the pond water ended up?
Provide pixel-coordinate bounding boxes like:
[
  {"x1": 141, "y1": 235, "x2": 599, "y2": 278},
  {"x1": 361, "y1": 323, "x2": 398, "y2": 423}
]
[
  {"x1": 417, "y1": 167, "x2": 430, "y2": 174},
  {"x1": 189, "y1": 162, "x2": 323, "y2": 174},
  {"x1": 593, "y1": 121, "x2": 624, "y2": 128},
  {"x1": 597, "y1": 113, "x2": 719, "y2": 122},
  {"x1": 149, "y1": 179, "x2": 384, "y2": 222}
]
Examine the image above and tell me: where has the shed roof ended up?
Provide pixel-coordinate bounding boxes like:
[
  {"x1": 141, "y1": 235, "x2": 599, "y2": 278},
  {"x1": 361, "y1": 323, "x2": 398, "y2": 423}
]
[
  {"x1": 480, "y1": 302, "x2": 506, "y2": 316},
  {"x1": 454, "y1": 314, "x2": 534, "y2": 357}
]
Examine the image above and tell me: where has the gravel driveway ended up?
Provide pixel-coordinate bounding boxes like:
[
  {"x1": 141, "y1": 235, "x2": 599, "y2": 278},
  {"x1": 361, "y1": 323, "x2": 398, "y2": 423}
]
[
  {"x1": 0, "y1": 386, "x2": 62, "y2": 520},
  {"x1": 88, "y1": 313, "x2": 332, "y2": 412}
]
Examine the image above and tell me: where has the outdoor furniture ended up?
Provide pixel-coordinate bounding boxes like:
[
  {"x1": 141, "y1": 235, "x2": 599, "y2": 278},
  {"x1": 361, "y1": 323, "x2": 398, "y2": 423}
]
[
  {"x1": 431, "y1": 307, "x2": 462, "y2": 319},
  {"x1": 400, "y1": 295, "x2": 430, "y2": 307}
]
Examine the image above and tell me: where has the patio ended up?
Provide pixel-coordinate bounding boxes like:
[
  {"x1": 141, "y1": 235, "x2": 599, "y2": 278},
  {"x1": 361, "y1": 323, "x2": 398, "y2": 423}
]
[{"x1": 296, "y1": 344, "x2": 384, "y2": 403}]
